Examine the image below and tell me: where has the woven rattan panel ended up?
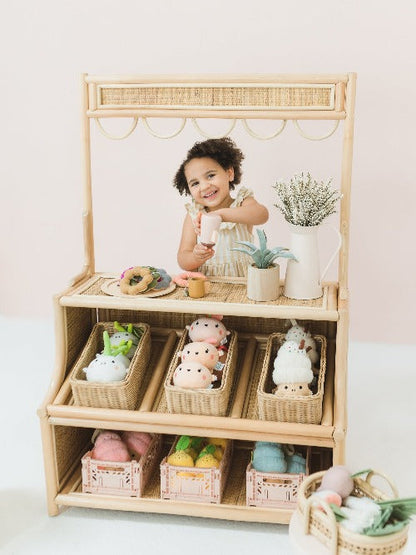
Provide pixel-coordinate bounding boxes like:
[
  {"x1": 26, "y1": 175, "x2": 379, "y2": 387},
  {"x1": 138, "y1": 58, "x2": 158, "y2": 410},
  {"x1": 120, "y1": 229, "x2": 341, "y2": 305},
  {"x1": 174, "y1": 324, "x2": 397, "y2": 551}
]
[
  {"x1": 98, "y1": 84, "x2": 334, "y2": 110},
  {"x1": 54, "y1": 425, "x2": 92, "y2": 487}
]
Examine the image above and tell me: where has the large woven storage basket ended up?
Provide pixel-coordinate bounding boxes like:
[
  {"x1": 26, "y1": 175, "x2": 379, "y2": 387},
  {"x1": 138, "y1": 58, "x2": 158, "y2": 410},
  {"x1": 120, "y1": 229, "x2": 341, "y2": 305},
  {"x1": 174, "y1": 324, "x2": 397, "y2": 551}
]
[
  {"x1": 164, "y1": 329, "x2": 238, "y2": 416},
  {"x1": 70, "y1": 322, "x2": 151, "y2": 409},
  {"x1": 297, "y1": 470, "x2": 409, "y2": 555},
  {"x1": 257, "y1": 333, "x2": 327, "y2": 424}
]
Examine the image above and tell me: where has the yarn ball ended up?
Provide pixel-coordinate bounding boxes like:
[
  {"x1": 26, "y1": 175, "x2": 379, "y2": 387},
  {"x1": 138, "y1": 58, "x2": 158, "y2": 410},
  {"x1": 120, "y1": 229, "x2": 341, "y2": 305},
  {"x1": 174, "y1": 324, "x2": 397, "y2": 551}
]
[
  {"x1": 91, "y1": 431, "x2": 130, "y2": 462},
  {"x1": 252, "y1": 442, "x2": 287, "y2": 473},
  {"x1": 121, "y1": 431, "x2": 152, "y2": 458},
  {"x1": 286, "y1": 452, "x2": 306, "y2": 474}
]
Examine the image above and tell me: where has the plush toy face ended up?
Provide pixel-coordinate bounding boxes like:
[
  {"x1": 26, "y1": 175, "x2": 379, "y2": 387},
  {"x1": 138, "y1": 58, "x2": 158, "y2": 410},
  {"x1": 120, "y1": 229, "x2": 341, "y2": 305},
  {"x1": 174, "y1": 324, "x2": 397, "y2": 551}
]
[
  {"x1": 173, "y1": 361, "x2": 216, "y2": 389},
  {"x1": 110, "y1": 331, "x2": 138, "y2": 359},
  {"x1": 180, "y1": 342, "x2": 220, "y2": 370},
  {"x1": 84, "y1": 353, "x2": 129, "y2": 383},
  {"x1": 275, "y1": 382, "x2": 312, "y2": 397},
  {"x1": 186, "y1": 317, "x2": 230, "y2": 346}
]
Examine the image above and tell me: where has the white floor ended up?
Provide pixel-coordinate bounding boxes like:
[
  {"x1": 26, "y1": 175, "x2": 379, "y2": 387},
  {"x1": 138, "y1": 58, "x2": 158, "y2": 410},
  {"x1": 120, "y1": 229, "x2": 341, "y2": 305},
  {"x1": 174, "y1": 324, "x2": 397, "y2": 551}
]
[{"x1": 1, "y1": 316, "x2": 415, "y2": 554}]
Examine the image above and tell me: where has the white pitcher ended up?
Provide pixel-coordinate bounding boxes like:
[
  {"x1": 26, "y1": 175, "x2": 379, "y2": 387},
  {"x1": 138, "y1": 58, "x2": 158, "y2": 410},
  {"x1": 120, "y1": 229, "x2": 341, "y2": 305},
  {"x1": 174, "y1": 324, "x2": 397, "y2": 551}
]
[{"x1": 284, "y1": 224, "x2": 342, "y2": 300}]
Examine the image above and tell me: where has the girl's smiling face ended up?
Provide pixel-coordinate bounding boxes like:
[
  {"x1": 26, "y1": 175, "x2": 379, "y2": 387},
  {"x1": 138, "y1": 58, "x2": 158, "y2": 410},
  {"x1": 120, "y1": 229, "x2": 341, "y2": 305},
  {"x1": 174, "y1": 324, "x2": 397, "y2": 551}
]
[{"x1": 184, "y1": 157, "x2": 234, "y2": 210}]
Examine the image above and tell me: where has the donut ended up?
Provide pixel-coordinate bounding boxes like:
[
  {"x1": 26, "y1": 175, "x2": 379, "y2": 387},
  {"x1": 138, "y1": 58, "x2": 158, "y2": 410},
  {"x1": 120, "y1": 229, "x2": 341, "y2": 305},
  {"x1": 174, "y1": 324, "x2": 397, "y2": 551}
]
[
  {"x1": 120, "y1": 266, "x2": 155, "y2": 294},
  {"x1": 172, "y1": 271, "x2": 206, "y2": 288}
]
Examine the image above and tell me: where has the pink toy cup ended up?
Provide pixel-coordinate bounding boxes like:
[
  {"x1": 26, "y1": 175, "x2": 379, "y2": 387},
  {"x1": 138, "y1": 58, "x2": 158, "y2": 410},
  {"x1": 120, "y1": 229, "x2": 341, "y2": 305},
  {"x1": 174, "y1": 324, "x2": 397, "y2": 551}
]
[{"x1": 200, "y1": 213, "x2": 222, "y2": 247}]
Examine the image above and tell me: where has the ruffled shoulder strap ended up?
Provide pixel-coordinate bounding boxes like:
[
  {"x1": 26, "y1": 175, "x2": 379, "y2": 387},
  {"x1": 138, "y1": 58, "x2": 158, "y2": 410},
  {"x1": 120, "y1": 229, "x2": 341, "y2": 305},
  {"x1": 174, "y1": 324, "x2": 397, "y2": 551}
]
[
  {"x1": 185, "y1": 198, "x2": 205, "y2": 219},
  {"x1": 230, "y1": 186, "x2": 254, "y2": 208}
]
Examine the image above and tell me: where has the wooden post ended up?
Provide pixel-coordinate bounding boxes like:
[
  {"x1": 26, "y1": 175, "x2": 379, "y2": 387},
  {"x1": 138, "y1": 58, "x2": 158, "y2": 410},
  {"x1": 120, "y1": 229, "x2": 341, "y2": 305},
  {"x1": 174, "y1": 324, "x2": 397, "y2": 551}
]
[
  {"x1": 338, "y1": 73, "x2": 357, "y2": 300},
  {"x1": 81, "y1": 73, "x2": 95, "y2": 278}
]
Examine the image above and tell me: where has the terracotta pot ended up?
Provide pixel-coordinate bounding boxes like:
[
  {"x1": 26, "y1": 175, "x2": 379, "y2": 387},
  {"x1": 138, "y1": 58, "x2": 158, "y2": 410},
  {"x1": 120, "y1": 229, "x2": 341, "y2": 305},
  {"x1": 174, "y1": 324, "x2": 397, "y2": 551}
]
[{"x1": 247, "y1": 264, "x2": 280, "y2": 302}]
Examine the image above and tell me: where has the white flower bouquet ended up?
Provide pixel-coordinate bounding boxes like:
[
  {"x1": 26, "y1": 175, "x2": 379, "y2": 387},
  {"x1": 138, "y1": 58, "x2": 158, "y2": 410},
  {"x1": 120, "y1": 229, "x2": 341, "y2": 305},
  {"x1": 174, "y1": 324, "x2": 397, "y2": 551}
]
[{"x1": 273, "y1": 172, "x2": 342, "y2": 227}]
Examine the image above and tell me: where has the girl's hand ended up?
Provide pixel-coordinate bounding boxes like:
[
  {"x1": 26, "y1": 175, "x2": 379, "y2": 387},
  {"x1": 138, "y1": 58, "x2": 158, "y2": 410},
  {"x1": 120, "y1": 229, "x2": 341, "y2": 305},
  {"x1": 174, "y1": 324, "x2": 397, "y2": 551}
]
[
  {"x1": 193, "y1": 242, "x2": 214, "y2": 262},
  {"x1": 192, "y1": 212, "x2": 202, "y2": 235}
]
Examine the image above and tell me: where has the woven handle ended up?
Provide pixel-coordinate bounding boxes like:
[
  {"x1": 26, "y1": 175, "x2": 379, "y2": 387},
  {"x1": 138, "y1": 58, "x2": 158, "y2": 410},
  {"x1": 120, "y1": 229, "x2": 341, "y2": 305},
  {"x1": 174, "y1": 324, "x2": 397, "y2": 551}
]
[
  {"x1": 303, "y1": 496, "x2": 338, "y2": 554},
  {"x1": 364, "y1": 469, "x2": 399, "y2": 498}
]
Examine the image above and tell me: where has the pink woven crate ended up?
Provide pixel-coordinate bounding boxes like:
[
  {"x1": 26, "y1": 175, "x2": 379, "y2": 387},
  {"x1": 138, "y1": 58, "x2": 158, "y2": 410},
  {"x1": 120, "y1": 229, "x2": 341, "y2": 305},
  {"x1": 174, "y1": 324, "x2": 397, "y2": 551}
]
[
  {"x1": 246, "y1": 447, "x2": 310, "y2": 509},
  {"x1": 81, "y1": 433, "x2": 162, "y2": 497},
  {"x1": 160, "y1": 439, "x2": 233, "y2": 504}
]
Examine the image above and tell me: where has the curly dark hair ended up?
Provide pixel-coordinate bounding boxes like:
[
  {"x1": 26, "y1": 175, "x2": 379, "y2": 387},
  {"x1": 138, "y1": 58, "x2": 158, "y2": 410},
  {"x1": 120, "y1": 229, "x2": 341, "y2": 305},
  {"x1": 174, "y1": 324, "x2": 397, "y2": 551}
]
[{"x1": 173, "y1": 137, "x2": 244, "y2": 196}]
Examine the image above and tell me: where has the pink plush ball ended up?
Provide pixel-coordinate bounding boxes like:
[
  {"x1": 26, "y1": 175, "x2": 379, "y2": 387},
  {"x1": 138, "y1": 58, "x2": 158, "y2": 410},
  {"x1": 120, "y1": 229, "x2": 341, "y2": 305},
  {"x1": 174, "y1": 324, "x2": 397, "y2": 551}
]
[
  {"x1": 92, "y1": 431, "x2": 130, "y2": 462},
  {"x1": 121, "y1": 431, "x2": 152, "y2": 458},
  {"x1": 318, "y1": 466, "x2": 354, "y2": 499}
]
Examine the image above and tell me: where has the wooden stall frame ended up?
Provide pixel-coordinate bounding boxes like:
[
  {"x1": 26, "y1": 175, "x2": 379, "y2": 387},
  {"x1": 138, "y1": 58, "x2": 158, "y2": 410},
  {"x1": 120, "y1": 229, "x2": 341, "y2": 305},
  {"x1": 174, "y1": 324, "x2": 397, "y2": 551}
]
[{"x1": 39, "y1": 73, "x2": 356, "y2": 522}]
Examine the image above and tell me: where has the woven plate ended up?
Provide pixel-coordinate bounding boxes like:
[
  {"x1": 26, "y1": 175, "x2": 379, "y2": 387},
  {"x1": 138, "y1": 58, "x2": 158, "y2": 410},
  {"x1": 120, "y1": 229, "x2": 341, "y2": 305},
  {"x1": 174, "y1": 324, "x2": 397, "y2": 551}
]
[{"x1": 101, "y1": 278, "x2": 176, "y2": 298}]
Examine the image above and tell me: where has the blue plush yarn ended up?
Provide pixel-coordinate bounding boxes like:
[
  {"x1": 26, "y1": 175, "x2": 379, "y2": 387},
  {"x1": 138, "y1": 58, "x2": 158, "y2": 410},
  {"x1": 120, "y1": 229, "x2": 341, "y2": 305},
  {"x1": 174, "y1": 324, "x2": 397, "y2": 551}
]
[
  {"x1": 252, "y1": 443, "x2": 287, "y2": 473},
  {"x1": 286, "y1": 453, "x2": 306, "y2": 474}
]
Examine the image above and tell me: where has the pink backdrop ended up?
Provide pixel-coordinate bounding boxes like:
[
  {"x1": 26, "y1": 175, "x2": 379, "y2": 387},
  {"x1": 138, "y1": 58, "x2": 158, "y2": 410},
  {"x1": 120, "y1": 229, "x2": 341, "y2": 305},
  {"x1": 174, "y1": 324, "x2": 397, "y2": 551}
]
[{"x1": 2, "y1": 1, "x2": 415, "y2": 344}]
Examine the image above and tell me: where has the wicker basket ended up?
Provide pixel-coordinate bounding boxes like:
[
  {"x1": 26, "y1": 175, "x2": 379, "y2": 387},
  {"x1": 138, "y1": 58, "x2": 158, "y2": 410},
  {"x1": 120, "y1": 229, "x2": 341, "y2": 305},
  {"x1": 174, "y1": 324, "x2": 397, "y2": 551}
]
[
  {"x1": 70, "y1": 322, "x2": 151, "y2": 409},
  {"x1": 297, "y1": 470, "x2": 409, "y2": 555},
  {"x1": 164, "y1": 329, "x2": 238, "y2": 416},
  {"x1": 257, "y1": 333, "x2": 327, "y2": 424},
  {"x1": 81, "y1": 433, "x2": 162, "y2": 497},
  {"x1": 246, "y1": 446, "x2": 310, "y2": 508},
  {"x1": 160, "y1": 438, "x2": 233, "y2": 503}
]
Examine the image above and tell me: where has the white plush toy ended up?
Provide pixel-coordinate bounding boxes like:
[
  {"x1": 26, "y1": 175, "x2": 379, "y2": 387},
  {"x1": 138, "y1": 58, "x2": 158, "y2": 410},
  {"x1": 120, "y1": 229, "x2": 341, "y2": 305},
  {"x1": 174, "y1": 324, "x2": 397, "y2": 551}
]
[
  {"x1": 272, "y1": 339, "x2": 314, "y2": 397},
  {"x1": 286, "y1": 319, "x2": 319, "y2": 366},
  {"x1": 109, "y1": 322, "x2": 141, "y2": 360},
  {"x1": 84, "y1": 331, "x2": 130, "y2": 383}
]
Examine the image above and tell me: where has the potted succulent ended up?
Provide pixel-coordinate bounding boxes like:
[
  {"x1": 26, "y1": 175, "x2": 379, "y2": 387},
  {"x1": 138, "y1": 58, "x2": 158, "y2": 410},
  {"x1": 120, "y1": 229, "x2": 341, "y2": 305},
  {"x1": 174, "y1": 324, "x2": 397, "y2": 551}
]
[{"x1": 232, "y1": 229, "x2": 296, "y2": 302}]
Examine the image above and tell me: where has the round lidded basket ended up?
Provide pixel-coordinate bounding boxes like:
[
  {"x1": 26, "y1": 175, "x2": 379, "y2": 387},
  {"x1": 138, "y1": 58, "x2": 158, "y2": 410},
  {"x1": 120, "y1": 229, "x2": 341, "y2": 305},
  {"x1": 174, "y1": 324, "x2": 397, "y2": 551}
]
[{"x1": 296, "y1": 470, "x2": 409, "y2": 555}]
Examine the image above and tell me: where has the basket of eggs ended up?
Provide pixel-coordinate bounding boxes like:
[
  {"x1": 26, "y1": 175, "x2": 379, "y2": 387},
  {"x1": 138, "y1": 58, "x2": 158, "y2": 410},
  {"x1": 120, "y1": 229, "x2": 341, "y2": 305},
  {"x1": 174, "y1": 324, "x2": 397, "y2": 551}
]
[{"x1": 160, "y1": 435, "x2": 233, "y2": 504}]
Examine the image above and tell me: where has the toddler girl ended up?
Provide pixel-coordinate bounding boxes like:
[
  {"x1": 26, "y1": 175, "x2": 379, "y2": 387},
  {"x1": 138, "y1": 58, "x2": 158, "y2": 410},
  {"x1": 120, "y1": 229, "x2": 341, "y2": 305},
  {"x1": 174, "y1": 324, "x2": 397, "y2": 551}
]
[{"x1": 174, "y1": 137, "x2": 269, "y2": 277}]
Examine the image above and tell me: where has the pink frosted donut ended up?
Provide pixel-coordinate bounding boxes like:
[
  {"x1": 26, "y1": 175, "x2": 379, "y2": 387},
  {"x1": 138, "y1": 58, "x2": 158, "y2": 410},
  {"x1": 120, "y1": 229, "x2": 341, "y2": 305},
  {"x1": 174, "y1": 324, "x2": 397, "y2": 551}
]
[{"x1": 172, "y1": 271, "x2": 206, "y2": 287}]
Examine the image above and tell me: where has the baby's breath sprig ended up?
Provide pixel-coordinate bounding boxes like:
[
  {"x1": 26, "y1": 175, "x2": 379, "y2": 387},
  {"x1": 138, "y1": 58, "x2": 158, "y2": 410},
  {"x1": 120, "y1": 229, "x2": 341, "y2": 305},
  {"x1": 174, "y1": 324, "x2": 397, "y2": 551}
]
[{"x1": 273, "y1": 172, "x2": 342, "y2": 227}]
